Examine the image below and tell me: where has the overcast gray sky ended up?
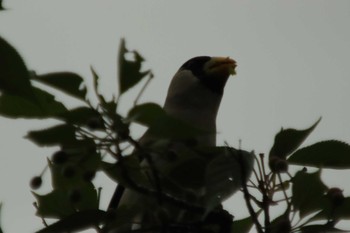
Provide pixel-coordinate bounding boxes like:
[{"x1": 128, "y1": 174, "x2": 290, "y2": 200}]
[{"x1": 0, "y1": 1, "x2": 350, "y2": 232}]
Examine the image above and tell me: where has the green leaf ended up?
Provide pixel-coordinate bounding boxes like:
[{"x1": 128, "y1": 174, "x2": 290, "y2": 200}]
[
  {"x1": 0, "y1": 36, "x2": 36, "y2": 101},
  {"x1": 128, "y1": 102, "x2": 164, "y2": 125},
  {"x1": 128, "y1": 103, "x2": 203, "y2": 139},
  {"x1": 231, "y1": 216, "x2": 253, "y2": 233},
  {"x1": 34, "y1": 187, "x2": 99, "y2": 219},
  {"x1": 311, "y1": 197, "x2": 350, "y2": 221},
  {"x1": 91, "y1": 67, "x2": 118, "y2": 117},
  {"x1": 90, "y1": 66, "x2": 108, "y2": 104},
  {"x1": 33, "y1": 87, "x2": 68, "y2": 116},
  {"x1": 0, "y1": 93, "x2": 42, "y2": 118},
  {"x1": 300, "y1": 224, "x2": 347, "y2": 233},
  {"x1": 204, "y1": 147, "x2": 255, "y2": 208},
  {"x1": 74, "y1": 185, "x2": 99, "y2": 211},
  {"x1": 291, "y1": 169, "x2": 328, "y2": 217},
  {"x1": 33, "y1": 189, "x2": 75, "y2": 218},
  {"x1": 270, "y1": 214, "x2": 291, "y2": 233},
  {"x1": 58, "y1": 106, "x2": 104, "y2": 128},
  {"x1": 32, "y1": 72, "x2": 87, "y2": 101},
  {"x1": 35, "y1": 210, "x2": 106, "y2": 233},
  {"x1": 26, "y1": 124, "x2": 77, "y2": 147},
  {"x1": 0, "y1": 86, "x2": 67, "y2": 119},
  {"x1": 288, "y1": 140, "x2": 350, "y2": 169},
  {"x1": 49, "y1": 142, "x2": 100, "y2": 189},
  {"x1": 269, "y1": 118, "x2": 321, "y2": 160},
  {"x1": 118, "y1": 39, "x2": 151, "y2": 95}
]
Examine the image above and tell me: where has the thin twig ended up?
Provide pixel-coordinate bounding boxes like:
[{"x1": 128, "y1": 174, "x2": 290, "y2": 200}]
[
  {"x1": 252, "y1": 169, "x2": 261, "y2": 185},
  {"x1": 257, "y1": 154, "x2": 271, "y2": 232},
  {"x1": 236, "y1": 150, "x2": 264, "y2": 233},
  {"x1": 259, "y1": 154, "x2": 267, "y2": 184},
  {"x1": 254, "y1": 155, "x2": 264, "y2": 183},
  {"x1": 134, "y1": 72, "x2": 153, "y2": 106},
  {"x1": 277, "y1": 172, "x2": 291, "y2": 209}
]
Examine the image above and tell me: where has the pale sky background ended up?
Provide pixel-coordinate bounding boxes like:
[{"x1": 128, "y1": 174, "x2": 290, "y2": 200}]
[{"x1": 0, "y1": 1, "x2": 350, "y2": 232}]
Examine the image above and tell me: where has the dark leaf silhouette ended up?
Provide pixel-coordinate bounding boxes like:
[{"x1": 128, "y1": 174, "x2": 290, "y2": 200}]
[
  {"x1": 289, "y1": 140, "x2": 350, "y2": 169},
  {"x1": 118, "y1": 39, "x2": 151, "y2": 95},
  {"x1": 26, "y1": 124, "x2": 77, "y2": 147},
  {"x1": 291, "y1": 170, "x2": 328, "y2": 217},
  {"x1": 32, "y1": 72, "x2": 87, "y2": 101},
  {"x1": 0, "y1": 36, "x2": 35, "y2": 101},
  {"x1": 35, "y1": 210, "x2": 107, "y2": 233},
  {"x1": 269, "y1": 118, "x2": 321, "y2": 160},
  {"x1": 0, "y1": 87, "x2": 67, "y2": 118}
]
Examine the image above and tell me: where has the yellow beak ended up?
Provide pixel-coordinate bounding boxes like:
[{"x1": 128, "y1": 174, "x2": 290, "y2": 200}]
[{"x1": 204, "y1": 57, "x2": 237, "y2": 77}]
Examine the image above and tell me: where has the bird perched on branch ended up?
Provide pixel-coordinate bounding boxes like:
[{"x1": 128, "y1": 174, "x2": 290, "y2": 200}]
[{"x1": 107, "y1": 56, "x2": 237, "y2": 233}]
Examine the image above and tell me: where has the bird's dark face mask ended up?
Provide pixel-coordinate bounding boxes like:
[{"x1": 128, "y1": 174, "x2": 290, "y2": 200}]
[{"x1": 180, "y1": 56, "x2": 236, "y2": 94}]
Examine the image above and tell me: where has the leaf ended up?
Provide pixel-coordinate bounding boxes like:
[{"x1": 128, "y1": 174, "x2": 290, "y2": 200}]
[
  {"x1": 311, "y1": 197, "x2": 350, "y2": 222},
  {"x1": 300, "y1": 224, "x2": 347, "y2": 233},
  {"x1": 288, "y1": 140, "x2": 350, "y2": 169},
  {"x1": 128, "y1": 102, "x2": 164, "y2": 124},
  {"x1": 32, "y1": 72, "x2": 87, "y2": 101},
  {"x1": 269, "y1": 118, "x2": 321, "y2": 160},
  {"x1": 270, "y1": 214, "x2": 291, "y2": 233},
  {"x1": 58, "y1": 106, "x2": 103, "y2": 127},
  {"x1": 231, "y1": 216, "x2": 254, "y2": 233},
  {"x1": 33, "y1": 189, "x2": 75, "y2": 218},
  {"x1": 73, "y1": 185, "x2": 99, "y2": 211},
  {"x1": 26, "y1": 124, "x2": 77, "y2": 147},
  {"x1": 0, "y1": 86, "x2": 67, "y2": 119},
  {"x1": 291, "y1": 169, "x2": 328, "y2": 217},
  {"x1": 204, "y1": 147, "x2": 255, "y2": 208},
  {"x1": 32, "y1": 87, "x2": 68, "y2": 116},
  {"x1": 118, "y1": 39, "x2": 151, "y2": 95},
  {"x1": 35, "y1": 210, "x2": 106, "y2": 233},
  {"x1": 34, "y1": 186, "x2": 98, "y2": 219},
  {"x1": 49, "y1": 141, "x2": 100, "y2": 189},
  {"x1": 0, "y1": 93, "x2": 43, "y2": 118},
  {"x1": 90, "y1": 66, "x2": 107, "y2": 104},
  {"x1": 128, "y1": 103, "x2": 203, "y2": 139},
  {"x1": 0, "y1": 36, "x2": 36, "y2": 101}
]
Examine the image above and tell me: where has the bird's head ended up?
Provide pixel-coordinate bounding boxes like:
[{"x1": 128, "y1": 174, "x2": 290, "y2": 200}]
[{"x1": 179, "y1": 56, "x2": 237, "y2": 94}]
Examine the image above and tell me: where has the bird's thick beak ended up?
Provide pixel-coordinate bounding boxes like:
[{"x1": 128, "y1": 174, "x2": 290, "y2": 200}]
[{"x1": 204, "y1": 57, "x2": 237, "y2": 77}]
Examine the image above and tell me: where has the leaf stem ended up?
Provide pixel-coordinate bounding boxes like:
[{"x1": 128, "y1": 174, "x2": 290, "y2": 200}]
[{"x1": 237, "y1": 150, "x2": 264, "y2": 233}]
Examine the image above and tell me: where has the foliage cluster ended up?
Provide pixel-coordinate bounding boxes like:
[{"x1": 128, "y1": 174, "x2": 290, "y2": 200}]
[{"x1": 1, "y1": 35, "x2": 350, "y2": 233}]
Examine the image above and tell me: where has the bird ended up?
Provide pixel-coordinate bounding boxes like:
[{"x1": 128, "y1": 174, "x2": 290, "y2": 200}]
[{"x1": 107, "y1": 56, "x2": 237, "y2": 232}]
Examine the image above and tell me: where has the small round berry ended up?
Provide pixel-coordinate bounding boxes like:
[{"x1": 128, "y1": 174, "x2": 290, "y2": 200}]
[
  {"x1": 87, "y1": 117, "x2": 104, "y2": 130},
  {"x1": 327, "y1": 188, "x2": 345, "y2": 206},
  {"x1": 269, "y1": 157, "x2": 289, "y2": 173},
  {"x1": 30, "y1": 176, "x2": 42, "y2": 189}
]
